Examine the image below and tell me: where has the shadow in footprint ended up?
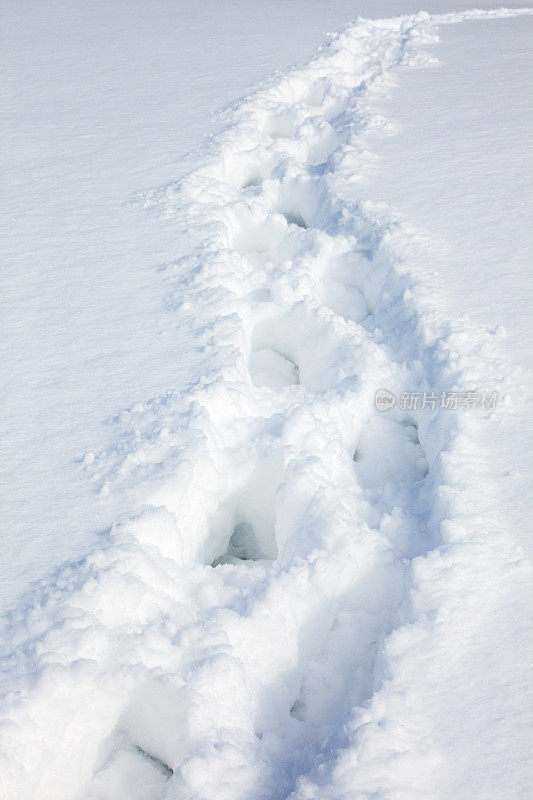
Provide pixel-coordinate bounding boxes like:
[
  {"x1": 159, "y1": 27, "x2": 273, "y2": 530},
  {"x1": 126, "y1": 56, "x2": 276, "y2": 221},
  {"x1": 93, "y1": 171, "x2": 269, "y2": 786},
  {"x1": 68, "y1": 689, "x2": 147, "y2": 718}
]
[
  {"x1": 249, "y1": 348, "x2": 300, "y2": 390},
  {"x1": 87, "y1": 741, "x2": 172, "y2": 800},
  {"x1": 280, "y1": 211, "x2": 308, "y2": 229},
  {"x1": 241, "y1": 174, "x2": 263, "y2": 190},
  {"x1": 212, "y1": 521, "x2": 274, "y2": 566},
  {"x1": 354, "y1": 416, "x2": 429, "y2": 489},
  {"x1": 133, "y1": 745, "x2": 173, "y2": 778}
]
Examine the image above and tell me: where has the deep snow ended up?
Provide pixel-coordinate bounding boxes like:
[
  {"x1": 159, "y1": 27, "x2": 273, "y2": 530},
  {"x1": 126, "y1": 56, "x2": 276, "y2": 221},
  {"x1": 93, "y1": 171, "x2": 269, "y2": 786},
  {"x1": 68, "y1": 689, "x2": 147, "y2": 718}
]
[{"x1": 1, "y1": 4, "x2": 532, "y2": 800}]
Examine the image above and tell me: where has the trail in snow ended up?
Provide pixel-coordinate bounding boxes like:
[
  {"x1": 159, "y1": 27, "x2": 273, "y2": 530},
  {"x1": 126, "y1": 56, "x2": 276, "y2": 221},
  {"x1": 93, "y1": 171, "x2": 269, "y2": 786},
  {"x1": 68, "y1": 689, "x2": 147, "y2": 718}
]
[{"x1": 1, "y1": 9, "x2": 532, "y2": 800}]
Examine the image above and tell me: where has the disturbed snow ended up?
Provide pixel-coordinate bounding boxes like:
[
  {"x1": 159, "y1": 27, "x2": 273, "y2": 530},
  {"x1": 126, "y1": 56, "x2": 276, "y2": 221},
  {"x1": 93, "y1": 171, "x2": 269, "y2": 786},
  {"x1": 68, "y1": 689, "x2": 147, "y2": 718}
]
[{"x1": 1, "y1": 8, "x2": 532, "y2": 800}]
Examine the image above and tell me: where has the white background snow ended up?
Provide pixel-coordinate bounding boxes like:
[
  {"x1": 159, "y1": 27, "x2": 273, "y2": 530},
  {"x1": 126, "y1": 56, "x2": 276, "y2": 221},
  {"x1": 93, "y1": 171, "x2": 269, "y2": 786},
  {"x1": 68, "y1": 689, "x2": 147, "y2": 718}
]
[{"x1": 1, "y1": 2, "x2": 532, "y2": 799}]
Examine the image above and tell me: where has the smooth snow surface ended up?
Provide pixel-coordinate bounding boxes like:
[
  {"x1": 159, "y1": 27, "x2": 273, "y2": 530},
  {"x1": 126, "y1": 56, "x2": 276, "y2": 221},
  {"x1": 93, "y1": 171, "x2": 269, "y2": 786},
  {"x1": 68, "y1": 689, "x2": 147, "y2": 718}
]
[{"x1": 1, "y1": 6, "x2": 532, "y2": 800}]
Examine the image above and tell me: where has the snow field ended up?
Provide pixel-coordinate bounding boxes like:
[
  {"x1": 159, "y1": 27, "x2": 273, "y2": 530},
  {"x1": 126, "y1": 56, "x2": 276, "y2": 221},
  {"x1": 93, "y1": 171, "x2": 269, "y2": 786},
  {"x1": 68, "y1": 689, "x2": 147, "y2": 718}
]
[{"x1": 1, "y1": 8, "x2": 532, "y2": 800}]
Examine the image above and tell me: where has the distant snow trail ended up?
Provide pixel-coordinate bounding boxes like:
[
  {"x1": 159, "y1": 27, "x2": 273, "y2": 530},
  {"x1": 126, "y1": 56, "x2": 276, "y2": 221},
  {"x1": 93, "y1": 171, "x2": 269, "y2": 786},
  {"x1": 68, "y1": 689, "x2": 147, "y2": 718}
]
[{"x1": 1, "y1": 9, "x2": 531, "y2": 800}]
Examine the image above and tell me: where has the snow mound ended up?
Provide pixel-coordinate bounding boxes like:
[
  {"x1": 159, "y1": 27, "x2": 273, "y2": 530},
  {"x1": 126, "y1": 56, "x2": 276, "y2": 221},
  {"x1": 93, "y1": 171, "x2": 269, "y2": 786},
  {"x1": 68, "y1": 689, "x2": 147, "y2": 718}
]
[{"x1": 1, "y1": 8, "x2": 531, "y2": 800}]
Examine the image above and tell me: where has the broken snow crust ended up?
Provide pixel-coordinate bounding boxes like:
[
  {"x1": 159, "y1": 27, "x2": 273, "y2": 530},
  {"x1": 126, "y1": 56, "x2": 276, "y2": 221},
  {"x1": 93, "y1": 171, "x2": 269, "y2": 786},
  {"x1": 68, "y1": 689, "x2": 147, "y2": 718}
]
[{"x1": 1, "y1": 8, "x2": 532, "y2": 800}]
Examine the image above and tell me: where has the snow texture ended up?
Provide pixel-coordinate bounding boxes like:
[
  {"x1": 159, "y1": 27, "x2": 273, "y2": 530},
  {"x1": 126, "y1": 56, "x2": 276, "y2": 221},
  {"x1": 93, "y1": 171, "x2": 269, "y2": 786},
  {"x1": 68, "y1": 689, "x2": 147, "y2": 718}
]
[{"x1": 1, "y1": 8, "x2": 532, "y2": 800}]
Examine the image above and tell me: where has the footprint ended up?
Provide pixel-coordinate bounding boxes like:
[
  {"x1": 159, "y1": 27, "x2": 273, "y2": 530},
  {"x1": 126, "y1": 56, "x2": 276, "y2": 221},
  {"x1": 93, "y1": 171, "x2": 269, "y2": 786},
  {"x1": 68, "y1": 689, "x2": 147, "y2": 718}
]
[{"x1": 207, "y1": 453, "x2": 282, "y2": 568}]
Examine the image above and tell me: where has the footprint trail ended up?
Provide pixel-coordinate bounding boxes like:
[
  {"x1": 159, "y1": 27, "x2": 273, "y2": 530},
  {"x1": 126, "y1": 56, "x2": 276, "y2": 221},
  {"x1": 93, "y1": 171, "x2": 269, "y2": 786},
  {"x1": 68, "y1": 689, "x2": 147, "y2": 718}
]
[{"x1": 1, "y1": 9, "x2": 531, "y2": 800}]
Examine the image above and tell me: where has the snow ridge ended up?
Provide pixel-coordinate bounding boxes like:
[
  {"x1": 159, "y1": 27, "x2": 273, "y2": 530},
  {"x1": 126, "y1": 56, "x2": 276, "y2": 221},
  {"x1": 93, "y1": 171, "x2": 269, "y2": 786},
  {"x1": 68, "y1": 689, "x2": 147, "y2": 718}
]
[{"x1": 1, "y1": 9, "x2": 531, "y2": 800}]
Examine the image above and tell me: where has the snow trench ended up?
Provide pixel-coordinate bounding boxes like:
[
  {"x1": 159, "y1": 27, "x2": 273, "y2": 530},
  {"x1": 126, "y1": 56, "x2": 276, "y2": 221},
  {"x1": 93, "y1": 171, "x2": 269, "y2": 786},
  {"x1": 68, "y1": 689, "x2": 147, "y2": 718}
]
[{"x1": 1, "y1": 9, "x2": 531, "y2": 800}]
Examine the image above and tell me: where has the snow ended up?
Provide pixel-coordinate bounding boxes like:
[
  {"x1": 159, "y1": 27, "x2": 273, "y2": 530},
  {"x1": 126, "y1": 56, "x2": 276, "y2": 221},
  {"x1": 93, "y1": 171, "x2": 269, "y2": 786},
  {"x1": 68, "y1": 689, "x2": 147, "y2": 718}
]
[
  {"x1": 362, "y1": 14, "x2": 533, "y2": 558},
  {"x1": 355, "y1": 16, "x2": 533, "y2": 798},
  {"x1": 3, "y1": 0, "x2": 409, "y2": 611},
  {"x1": 1, "y1": 4, "x2": 532, "y2": 800}
]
